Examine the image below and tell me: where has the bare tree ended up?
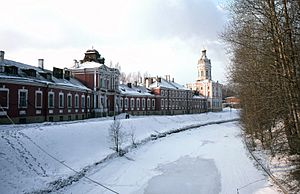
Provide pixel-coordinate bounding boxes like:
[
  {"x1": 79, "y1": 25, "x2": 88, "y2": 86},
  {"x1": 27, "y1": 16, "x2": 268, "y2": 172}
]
[
  {"x1": 221, "y1": 0, "x2": 300, "y2": 188},
  {"x1": 108, "y1": 119, "x2": 126, "y2": 156},
  {"x1": 129, "y1": 128, "x2": 137, "y2": 148}
]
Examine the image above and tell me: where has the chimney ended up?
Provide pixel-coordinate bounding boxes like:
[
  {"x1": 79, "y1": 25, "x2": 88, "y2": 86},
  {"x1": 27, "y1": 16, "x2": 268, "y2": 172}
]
[
  {"x1": 172, "y1": 78, "x2": 174, "y2": 82},
  {"x1": 74, "y1": 59, "x2": 79, "y2": 68},
  {"x1": 0, "y1": 51, "x2": 4, "y2": 62},
  {"x1": 38, "y1": 59, "x2": 44, "y2": 70},
  {"x1": 158, "y1": 77, "x2": 162, "y2": 82},
  {"x1": 134, "y1": 81, "x2": 138, "y2": 87},
  {"x1": 165, "y1": 75, "x2": 171, "y2": 82},
  {"x1": 127, "y1": 83, "x2": 132, "y2": 88},
  {"x1": 64, "y1": 70, "x2": 71, "y2": 80}
]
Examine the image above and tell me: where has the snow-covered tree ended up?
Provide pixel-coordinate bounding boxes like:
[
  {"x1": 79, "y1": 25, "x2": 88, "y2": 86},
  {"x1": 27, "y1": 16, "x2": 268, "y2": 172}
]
[{"x1": 108, "y1": 119, "x2": 126, "y2": 156}]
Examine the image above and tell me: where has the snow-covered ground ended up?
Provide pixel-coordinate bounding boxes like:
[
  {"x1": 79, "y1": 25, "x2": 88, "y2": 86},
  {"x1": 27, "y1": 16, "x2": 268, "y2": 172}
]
[{"x1": 0, "y1": 109, "x2": 279, "y2": 193}]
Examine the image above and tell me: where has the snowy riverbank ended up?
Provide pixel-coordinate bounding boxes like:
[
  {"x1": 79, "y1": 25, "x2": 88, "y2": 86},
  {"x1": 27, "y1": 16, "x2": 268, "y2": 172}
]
[{"x1": 0, "y1": 109, "x2": 250, "y2": 193}]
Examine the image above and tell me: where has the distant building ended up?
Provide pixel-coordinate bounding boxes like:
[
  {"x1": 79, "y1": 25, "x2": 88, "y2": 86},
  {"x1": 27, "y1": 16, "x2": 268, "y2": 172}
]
[
  {"x1": 224, "y1": 96, "x2": 240, "y2": 109},
  {"x1": 145, "y1": 76, "x2": 207, "y2": 115},
  {"x1": 187, "y1": 49, "x2": 222, "y2": 111}
]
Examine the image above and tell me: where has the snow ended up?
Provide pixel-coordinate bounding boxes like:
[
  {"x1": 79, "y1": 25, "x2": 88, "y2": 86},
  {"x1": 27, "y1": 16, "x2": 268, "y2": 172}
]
[
  {"x1": 143, "y1": 157, "x2": 221, "y2": 194},
  {"x1": 0, "y1": 109, "x2": 280, "y2": 193},
  {"x1": 119, "y1": 84, "x2": 153, "y2": 96},
  {"x1": 149, "y1": 78, "x2": 181, "y2": 90},
  {"x1": 72, "y1": 61, "x2": 101, "y2": 69}
]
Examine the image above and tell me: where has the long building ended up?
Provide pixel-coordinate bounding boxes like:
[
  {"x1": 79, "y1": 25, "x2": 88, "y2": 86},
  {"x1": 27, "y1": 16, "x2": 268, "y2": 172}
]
[
  {"x1": 0, "y1": 49, "x2": 207, "y2": 124},
  {"x1": 0, "y1": 51, "x2": 93, "y2": 124}
]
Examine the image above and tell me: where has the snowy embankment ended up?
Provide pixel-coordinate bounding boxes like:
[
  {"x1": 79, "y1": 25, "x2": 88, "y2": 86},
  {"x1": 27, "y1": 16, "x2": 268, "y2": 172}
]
[
  {"x1": 0, "y1": 110, "x2": 239, "y2": 193},
  {"x1": 61, "y1": 122, "x2": 279, "y2": 194}
]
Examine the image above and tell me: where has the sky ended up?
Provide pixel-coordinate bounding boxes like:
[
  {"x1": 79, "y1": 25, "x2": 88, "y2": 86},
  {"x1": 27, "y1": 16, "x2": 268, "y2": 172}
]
[{"x1": 0, "y1": 0, "x2": 230, "y2": 85}]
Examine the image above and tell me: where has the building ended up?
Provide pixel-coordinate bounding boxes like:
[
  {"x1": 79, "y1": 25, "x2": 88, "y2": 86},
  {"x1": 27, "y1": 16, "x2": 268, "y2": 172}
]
[
  {"x1": 0, "y1": 51, "x2": 93, "y2": 124},
  {"x1": 146, "y1": 76, "x2": 207, "y2": 115},
  {"x1": 224, "y1": 96, "x2": 240, "y2": 109},
  {"x1": 0, "y1": 49, "x2": 208, "y2": 124},
  {"x1": 119, "y1": 82, "x2": 157, "y2": 115},
  {"x1": 187, "y1": 49, "x2": 222, "y2": 111},
  {"x1": 69, "y1": 49, "x2": 120, "y2": 117}
]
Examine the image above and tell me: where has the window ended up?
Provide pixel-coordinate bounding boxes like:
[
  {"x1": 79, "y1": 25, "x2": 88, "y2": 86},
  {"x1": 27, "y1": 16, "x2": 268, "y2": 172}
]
[
  {"x1": 0, "y1": 88, "x2": 9, "y2": 109},
  {"x1": 201, "y1": 71, "x2": 204, "y2": 77},
  {"x1": 18, "y1": 89, "x2": 28, "y2": 108},
  {"x1": 120, "y1": 97, "x2": 123, "y2": 109},
  {"x1": 147, "y1": 99, "x2": 150, "y2": 110},
  {"x1": 48, "y1": 92, "x2": 54, "y2": 108},
  {"x1": 81, "y1": 95, "x2": 85, "y2": 108},
  {"x1": 59, "y1": 92, "x2": 64, "y2": 108},
  {"x1": 161, "y1": 99, "x2": 164, "y2": 108},
  {"x1": 165, "y1": 99, "x2": 168, "y2": 108},
  {"x1": 152, "y1": 99, "x2": 155, "y2": 109},
  {"x1": 100, "y1": 96, "x2": 104, "y2": 107},
  {"x1": 142, "y1": 98, "x2": 145, "y2": 109},
  {"x1": 100, "y1": 78, "x2": 103, "y2": 88},
  {"x1": 67, "y1": 94, "x2": 72, "y2": 108},
  {"x1": 35, "y1": 91, "x2": 42, "y2": 108},
  {"x1": 124, "y1": 98, "x2": 128, "y2": 109},
  {"x1": 136, "y1": 98, "x2": 140, "y2": 109},
  {"x1": 161, "y1": 90, "x2": 164, "y2": 96},
  {"x1": 87, "y1": 95, "x2": 90, "y2": 108},
  {"x1": 106, "y1": 79, "x2": 109, "y2": 89},
  {"x1": 75, "y1": 94, "x2": 79, "y2": 108},
  {"x1": 130, "y1": 98, "x2": 135, "y2": 110}
]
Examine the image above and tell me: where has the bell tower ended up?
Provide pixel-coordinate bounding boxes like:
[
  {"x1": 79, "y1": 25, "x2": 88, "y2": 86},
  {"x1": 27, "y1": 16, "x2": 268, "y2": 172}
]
[{"x1": 197, "y1": 49, "x2": 212, "y2": 81}]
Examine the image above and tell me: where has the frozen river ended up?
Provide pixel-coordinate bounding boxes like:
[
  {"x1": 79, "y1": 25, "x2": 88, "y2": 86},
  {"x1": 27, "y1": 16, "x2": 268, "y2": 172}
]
[{"x1": 61, "y1": 122, "x2": 279, "y2": 194}]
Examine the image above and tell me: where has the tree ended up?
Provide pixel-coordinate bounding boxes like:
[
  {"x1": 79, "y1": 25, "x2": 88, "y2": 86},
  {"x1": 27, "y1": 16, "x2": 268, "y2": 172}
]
[
  {"x1": 108, "y1": 119, "x2": 126, "y2": 156},
  {"x1": 221, "y1": 0, "x2": 300, "y2": 187}
]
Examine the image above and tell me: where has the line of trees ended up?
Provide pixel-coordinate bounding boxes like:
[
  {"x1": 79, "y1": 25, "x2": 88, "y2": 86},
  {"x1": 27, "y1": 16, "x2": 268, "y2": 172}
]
[{"x1": 221, "y1": 0, "x2": 299, "y2": 185}]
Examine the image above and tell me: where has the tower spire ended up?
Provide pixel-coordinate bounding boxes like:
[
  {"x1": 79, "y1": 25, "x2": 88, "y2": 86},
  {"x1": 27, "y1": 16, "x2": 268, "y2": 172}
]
[{"x1": 197, "y1": 49, "x2": 211, "y2": 81}]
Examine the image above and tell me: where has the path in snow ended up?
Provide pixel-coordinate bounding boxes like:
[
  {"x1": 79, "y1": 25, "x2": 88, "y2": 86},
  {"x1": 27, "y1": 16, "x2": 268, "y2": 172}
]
[{"x1": 60, "y1": 122, "x2": 280, "y2": 194}]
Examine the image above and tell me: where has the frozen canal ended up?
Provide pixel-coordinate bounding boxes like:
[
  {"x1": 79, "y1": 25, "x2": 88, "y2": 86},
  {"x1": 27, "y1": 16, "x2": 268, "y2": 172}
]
[{"x1": 60, "y1": 122, "x2": 279, "y2": 194}]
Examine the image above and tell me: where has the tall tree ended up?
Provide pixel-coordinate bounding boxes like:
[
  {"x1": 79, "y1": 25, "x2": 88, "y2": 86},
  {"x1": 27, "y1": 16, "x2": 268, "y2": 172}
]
[{"x1": 222, "y1": 0, "x2": 300, "y2": 167}]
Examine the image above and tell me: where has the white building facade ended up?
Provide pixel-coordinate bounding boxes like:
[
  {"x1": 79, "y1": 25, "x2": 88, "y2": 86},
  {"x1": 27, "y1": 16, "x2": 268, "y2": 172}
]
[{"x1": 187, "y1": 49, "x2": 222, "y2": 111}]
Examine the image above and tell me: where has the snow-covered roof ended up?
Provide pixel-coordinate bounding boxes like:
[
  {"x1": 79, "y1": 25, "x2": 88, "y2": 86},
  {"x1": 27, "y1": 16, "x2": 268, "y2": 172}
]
[
  {"x1": 0, "y1": 59, "x2": 90, "y2": 91},
  {"x1": 70, "y1": 62, "x2": 120, "y2": 74},
  {"x1": 119, "y1": 84, "x2": 153, "y2": 96},
  {"x1": 71, "y1": 61, "x2": 100, "y2": 69},
  {"x1": 149, "y1": 77, "x2": 190, "y2": 91},
  {"x1": 193, "y1": 95, "x2": 206, "y2": 99}
]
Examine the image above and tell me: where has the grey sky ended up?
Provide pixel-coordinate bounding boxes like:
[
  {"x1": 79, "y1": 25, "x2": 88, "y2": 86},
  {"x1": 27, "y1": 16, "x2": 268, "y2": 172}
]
[{"x1": 0, "y1": 0, "x2": 229, "y2": 84}]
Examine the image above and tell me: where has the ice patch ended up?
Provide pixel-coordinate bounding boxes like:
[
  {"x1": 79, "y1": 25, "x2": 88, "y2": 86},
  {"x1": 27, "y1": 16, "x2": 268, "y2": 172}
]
[{"x1": 143, "y1": 156, "x2": 221, "y2": 194}]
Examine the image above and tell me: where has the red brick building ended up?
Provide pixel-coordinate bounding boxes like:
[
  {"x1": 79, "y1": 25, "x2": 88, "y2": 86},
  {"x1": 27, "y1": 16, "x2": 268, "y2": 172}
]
[
  {"x1": 146, "y1": 76, "x2": 207, "y2": 115},
  {"x1": 69, "y1": 49, "x2": 120, "y2": 117},
  {"x1": 0, "y1": 51, "x2": 93, "y2": 124},
  {"x1": 0, "y1": 49, "x2": 208, "y2": 124}
]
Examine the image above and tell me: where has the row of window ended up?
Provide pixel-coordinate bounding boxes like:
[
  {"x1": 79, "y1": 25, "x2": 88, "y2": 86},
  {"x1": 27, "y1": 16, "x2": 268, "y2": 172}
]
[
  {"x1": 99, "y1": 77, "x2": 118, "y2": 90},
  {"x1": 119, "y1": 97, "x2": 155, "y2": 111},
  {"x1": 160, "y1": 99, "x2": 206, "y2": 110},
  {"x1": 160, "y1": 89, "x2": 192, "y2": 98},
  {"x1": 0, "y1": 88, "x2": 90, "y2": 109},
  {"x1": 48, "y1": 91, "x2": 91, "y2": 109}
]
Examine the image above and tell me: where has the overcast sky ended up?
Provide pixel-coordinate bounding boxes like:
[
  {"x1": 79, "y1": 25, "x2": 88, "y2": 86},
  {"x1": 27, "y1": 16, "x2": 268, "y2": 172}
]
[{"x1": 0, "y1": 0, "x2": 230, "y2": 84}]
